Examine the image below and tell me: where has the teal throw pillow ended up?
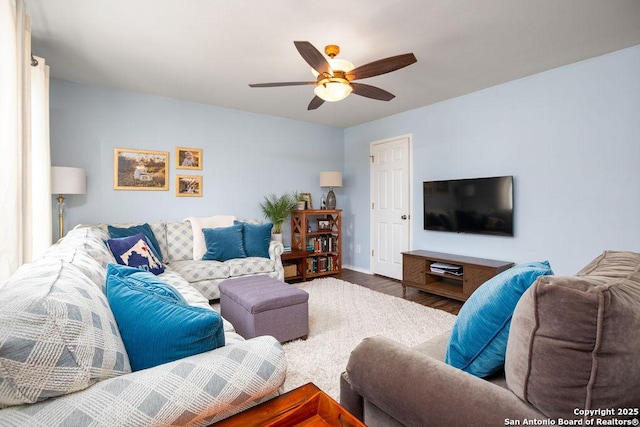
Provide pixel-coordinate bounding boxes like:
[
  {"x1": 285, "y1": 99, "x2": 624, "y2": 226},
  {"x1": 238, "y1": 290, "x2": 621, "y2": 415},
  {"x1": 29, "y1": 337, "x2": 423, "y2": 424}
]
[
  {"x1": 106, "y1": 233, "x2": 165, "y2": 275},
  {"x1": 105, "y1": 264, "x2": 225, "y2": 371},
  {"x1": 235, "y1": 220, "x2": 273, "y2": 258},
  {"x1": 445, "y1": 260, "x2": 553, "y2": 377},
  {"x1": 202, "y1": 223, "x2": 246, "y2": 261},
  {"x1": 108, "y1": 223, "x2": 163, "y2": 262}
]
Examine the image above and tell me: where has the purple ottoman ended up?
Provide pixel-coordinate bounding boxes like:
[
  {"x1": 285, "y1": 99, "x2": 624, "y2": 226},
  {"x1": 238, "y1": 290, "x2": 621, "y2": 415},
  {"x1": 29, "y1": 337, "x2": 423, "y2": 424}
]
[{"x1": 218, "y1": 276, "x2": 309, "y2": 343}]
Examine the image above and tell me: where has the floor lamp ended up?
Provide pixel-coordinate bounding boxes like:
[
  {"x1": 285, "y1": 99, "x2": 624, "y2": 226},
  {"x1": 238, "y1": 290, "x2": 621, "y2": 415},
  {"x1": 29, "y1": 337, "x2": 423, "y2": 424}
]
[{"x1": 51, "y1": 166, "x2": 86, "y2": 240}]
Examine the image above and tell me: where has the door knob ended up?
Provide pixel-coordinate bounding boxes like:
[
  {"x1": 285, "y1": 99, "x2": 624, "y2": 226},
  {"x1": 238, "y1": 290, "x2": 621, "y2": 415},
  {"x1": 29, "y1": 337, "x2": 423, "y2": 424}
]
[{"x1": 401, "y1": 215, "x2": 408, "y2": 220}]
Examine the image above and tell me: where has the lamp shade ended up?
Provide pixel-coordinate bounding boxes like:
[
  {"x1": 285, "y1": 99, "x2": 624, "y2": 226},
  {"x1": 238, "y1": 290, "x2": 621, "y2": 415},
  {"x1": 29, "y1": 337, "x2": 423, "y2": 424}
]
[
  {"x1": 51, "y1": 166, "x2": 86, "y2": 195},
  {"x1": 320, "y1": 171, "x2": 342, "y2": 188}
]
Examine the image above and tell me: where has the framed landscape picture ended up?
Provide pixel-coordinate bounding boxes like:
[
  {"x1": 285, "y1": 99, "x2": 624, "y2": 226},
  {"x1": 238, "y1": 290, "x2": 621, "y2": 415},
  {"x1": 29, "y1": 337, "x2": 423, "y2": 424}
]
[
  {"x1": 114, "y1": 148, "x2": 169, "y2": 190},
  {"x1": 176, "y1": 147, "x2": 202, "y2": 170},
  {"x1": 176, "y1": 175, "x2": 202, "y2": 197}
]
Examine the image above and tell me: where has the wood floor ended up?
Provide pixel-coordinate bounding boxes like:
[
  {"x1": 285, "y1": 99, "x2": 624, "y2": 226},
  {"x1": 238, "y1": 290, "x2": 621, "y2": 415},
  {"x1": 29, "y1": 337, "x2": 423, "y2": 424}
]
[{"x1": 335, "y1": 269, "x2": 462, "y2": 315}]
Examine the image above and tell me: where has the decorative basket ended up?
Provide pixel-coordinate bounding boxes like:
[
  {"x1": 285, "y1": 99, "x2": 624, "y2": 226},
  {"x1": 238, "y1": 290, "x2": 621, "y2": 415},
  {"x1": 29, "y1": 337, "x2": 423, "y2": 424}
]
[{"x1": 284, "y1": 264, "x2": 297, "y2": 278}]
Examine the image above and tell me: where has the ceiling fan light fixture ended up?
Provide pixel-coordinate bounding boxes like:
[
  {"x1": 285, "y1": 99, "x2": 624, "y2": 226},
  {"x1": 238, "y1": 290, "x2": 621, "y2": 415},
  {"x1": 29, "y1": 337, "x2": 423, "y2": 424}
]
[
  {"x1": 311, "y1": 58, "x2": 355, "y2": 77},
  {"x1": 314, "y1": 81, "x2": 353, "y2": 102},
  {"x1": 249, "y1": 41, "x2": 417, "y2": 110},
  {"x1": 330, "y1": 58, "x2": 355, "y2": 73}
]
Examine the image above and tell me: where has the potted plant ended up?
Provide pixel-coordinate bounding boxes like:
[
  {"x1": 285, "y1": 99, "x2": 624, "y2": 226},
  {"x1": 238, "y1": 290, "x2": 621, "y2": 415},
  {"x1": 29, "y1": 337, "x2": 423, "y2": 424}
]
[
  {"x1": 259, "y1": 193, "x2": 297, "y2": 243},
  {"x1": 293, "y1": 191, "x2": 307, "y2": 210}
]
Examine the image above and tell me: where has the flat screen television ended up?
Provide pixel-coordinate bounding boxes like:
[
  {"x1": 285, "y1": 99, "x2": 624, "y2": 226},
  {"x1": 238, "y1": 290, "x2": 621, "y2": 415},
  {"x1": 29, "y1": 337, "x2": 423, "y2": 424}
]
[{"x1": 423, "y1": 176, "x2": 514, "y2": 236}]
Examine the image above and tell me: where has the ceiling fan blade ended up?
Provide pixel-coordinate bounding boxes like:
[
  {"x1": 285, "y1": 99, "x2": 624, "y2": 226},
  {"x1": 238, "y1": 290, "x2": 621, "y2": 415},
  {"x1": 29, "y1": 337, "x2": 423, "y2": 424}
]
[
  {"x1": 308, "y1": 95, "x2": 325, "y2": 110},
  {"x1": 294, "y1": 41, "x2": 331, "y2": 75},
  {"x1": 249, "y1": 81, "x2": 316, "y2": 88},
  {"x1": 346, "y1": 53, "x2": 417, "y2": 81},
  {"x1": 351, "y1": 83, "x2": 395, "y2": 101}
]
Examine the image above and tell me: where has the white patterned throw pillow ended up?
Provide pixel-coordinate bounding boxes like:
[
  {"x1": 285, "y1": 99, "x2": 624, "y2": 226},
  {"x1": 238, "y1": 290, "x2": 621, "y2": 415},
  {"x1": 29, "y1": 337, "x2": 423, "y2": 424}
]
[
  {"x1": 0, "y1": 259, "x2": 131, "y2": 408},
  {"x1": 166, "y1": 221, "x2": 195, "y2": 261},
  {"x1": 59, "y1": 226, "x2": 116, "y2": 267}
]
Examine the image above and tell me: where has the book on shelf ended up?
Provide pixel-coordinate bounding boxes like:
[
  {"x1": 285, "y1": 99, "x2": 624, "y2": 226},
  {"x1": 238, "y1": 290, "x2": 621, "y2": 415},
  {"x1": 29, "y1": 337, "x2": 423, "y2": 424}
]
[
  {"x1": 283, "y1": 245, "x2": 291, "y2": 252},
  {"x1": 306, "y1": 235, "x2": 338, "y2": 253},
  {"x1": 306, "y1": 255, "x2": 337, "y2": 274}
]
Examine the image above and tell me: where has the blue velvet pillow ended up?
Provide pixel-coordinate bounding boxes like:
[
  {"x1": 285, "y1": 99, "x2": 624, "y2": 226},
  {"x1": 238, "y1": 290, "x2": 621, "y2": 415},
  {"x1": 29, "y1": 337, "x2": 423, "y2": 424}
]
[
  {"x1": 235, "y1": 220, "x2": 273, "y2": 258},
  {"x1": 445, "y1": 260, "x2": 553, "y2": 377},
  {"x1": 106, "y1": 233, "x2": 165, "y2": 275},
  {"x1": 108, "y1": 223, "x2": 163, "y2": 262},
  {"x1": 202, "y1": 223, "x2": 246, "y2": 261},
  {"x1": 105, "y1": 264, "x2": 225, "y2": 371}
]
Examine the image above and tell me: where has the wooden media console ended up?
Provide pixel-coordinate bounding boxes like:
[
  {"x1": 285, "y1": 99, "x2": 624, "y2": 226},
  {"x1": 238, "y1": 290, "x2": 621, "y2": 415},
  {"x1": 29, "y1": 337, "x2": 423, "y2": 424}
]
[{"x1": 402, "y1": 250, "x2": 513, "y2": 301}]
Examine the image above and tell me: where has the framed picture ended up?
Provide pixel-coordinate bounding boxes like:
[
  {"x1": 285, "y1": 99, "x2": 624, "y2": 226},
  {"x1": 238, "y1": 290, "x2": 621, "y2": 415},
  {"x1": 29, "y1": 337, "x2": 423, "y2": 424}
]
[
  {"x1": 176, "y1": 147, "x2": 202, "y2": 170},
  {"x1": 176, "y1": 175, "x2": 202, "y2": 197},
  {"x1": 300, "y1": 192, "x2": 313, "y2": 209},
  {"x1": 114, "y1": 148, "x2": 169, "y2": 190},
  {"x1": 317, "y1": 219, "x2": 331, "y2": 230}
]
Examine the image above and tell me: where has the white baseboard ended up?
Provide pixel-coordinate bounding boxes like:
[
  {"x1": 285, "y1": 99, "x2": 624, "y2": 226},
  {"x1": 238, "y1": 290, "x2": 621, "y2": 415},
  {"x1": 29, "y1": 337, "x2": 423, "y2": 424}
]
[{"x1": 342, "y1": 264, "x2": 372, "y2": 275}]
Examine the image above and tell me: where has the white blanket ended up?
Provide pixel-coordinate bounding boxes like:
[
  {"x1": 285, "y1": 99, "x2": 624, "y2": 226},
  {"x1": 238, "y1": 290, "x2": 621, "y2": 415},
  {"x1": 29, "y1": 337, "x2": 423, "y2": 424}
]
[{"x1": 184, "y1": 215, "x2": 236, "y2": 260}]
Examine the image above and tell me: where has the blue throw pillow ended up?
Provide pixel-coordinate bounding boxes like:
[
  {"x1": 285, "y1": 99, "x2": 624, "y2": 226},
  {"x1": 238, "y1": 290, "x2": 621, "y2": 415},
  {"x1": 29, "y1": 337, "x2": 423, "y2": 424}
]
[
  {"x1": 108, "y1": 223, "x2": 163, "y2": 262},
  {"x1": 106, "y1": 233, "x2": 165, "y2": 275},
  {"x1": 202, "y1": 223, "x2": 246, "y2": 261},
  {"x1": 105, "y1": 264, "x2": 225, "y2": 371},
  {"x1": 235, "y1": 220, "x2": 273, "y2": 258},
  {"x1": 445, "y1": 260, "x2": 553, "y2": 377}
]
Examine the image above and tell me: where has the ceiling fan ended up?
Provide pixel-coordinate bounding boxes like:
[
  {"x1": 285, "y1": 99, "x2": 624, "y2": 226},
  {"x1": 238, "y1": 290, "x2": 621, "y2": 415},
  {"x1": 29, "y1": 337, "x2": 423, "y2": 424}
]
[{"x1": 249, "y1": 41, "x2": 417, "y2": 110}]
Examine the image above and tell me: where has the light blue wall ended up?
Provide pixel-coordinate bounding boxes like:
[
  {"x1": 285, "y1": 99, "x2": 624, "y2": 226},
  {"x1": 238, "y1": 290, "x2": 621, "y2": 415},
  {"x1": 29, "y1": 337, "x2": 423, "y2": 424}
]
[
  {"x1": 51, "y1": 45, "x2": 640, "y2": 274},
  {"x1": 49, "y1": 80, "x2": 344, "y2": 244},
  {"x1": 344, "y1": 45, "x2": 640, "y2": 275}
]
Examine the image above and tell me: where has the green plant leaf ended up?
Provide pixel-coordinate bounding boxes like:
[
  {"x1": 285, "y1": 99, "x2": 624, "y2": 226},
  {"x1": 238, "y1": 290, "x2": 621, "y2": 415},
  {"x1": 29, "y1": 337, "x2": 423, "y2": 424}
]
[{"x1": 259, "y1": 193, "x2": 297, "y2": 234}]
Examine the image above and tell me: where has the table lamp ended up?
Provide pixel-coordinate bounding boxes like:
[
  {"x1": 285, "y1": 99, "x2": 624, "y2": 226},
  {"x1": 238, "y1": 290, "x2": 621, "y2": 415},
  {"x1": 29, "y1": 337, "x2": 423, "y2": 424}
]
[
  {"x1": 320, "y1": 171, "x2": 342, "y2": 210},
  {"x1": 51, "y1": 166, "x2": 86, "y2": 239}
]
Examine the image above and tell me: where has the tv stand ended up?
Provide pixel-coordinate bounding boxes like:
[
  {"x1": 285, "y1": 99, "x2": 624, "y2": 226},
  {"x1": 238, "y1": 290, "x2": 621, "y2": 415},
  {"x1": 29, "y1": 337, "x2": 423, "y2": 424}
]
[{"x1": 402, "y1": 250, "x2": 513, "y2": 301}]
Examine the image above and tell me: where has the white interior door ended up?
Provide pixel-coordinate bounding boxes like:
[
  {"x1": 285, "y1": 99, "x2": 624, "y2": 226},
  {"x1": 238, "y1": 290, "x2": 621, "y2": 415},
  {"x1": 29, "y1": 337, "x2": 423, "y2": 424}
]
[{"x1": 370, "y1": 136, "x2": 411, "y2": 279}]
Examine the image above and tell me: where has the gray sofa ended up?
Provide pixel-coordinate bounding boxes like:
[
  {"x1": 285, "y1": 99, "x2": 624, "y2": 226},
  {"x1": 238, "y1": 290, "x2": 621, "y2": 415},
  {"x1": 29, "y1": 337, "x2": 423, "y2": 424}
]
[
  {"x1": 0, "y1": 225, "x2": 287, "y2": 426},
  {"x1": 96, "y1": 217, "x2": 285, "y2": 300},
  {"x1": 340, "y1": 251, "x2": 640, "y2": 426}
]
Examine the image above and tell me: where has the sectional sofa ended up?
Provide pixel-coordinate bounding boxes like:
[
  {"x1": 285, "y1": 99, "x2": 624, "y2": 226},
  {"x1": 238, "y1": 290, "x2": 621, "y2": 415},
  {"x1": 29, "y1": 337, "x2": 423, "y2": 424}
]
[
  {"x1": 0, "y1": 220, "x2": 287, "y2": 426},
  {"x1": 96, "y1": 218, "x2": 285, "y2": 300}
]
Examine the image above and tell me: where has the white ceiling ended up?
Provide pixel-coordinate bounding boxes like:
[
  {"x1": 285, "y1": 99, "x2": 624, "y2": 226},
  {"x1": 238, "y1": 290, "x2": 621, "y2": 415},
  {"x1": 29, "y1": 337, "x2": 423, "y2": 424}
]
[{"x1": 28, "y1": 0, "x2": 640, "y2": 129}]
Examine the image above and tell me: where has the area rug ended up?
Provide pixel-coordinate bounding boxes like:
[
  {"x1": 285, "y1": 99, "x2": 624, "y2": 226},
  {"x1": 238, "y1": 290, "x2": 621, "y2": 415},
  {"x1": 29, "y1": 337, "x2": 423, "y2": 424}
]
[{"x1": 281, "y1": 277, "x2": 457, "y2": 400}]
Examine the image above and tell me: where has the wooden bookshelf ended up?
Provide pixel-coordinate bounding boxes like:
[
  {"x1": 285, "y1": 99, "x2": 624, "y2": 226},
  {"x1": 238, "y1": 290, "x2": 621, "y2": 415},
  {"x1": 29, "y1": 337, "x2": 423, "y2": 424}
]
[{"x1": 291, "y1": 209, "x2": 342, "y2": 279}]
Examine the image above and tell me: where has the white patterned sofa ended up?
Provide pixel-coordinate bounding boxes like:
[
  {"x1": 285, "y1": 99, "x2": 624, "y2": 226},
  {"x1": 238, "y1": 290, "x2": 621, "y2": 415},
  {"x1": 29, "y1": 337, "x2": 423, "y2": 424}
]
[
  {"x1": 97, "y1": 217, "x2": 285, "y2": 300},
  {"x1": 0, "y1": 225, "x2": 287, "y2": 426}
]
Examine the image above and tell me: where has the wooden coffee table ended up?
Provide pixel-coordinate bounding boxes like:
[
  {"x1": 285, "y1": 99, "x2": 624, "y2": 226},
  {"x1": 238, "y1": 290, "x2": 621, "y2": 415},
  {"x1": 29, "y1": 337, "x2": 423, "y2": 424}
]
[{"x1": 212, "y1": 382, "x2": 365, "y2": 427}]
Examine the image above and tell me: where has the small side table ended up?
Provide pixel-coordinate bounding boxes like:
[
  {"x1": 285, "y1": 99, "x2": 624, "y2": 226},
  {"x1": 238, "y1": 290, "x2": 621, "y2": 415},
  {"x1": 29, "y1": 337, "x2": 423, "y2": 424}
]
[{"x1": 281, "y1": 250, "x2": 312, "y2": 282}]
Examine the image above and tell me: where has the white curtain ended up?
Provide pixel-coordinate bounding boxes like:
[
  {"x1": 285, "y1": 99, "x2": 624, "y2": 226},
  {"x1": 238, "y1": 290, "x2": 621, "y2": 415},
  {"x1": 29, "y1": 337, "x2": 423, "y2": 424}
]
[
  {"x1": 0, "y1": 0, "x2": 52, "y2": 281},
  {"x1": 28, "y1": 57, "x2": 52, "y2": 259}
]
